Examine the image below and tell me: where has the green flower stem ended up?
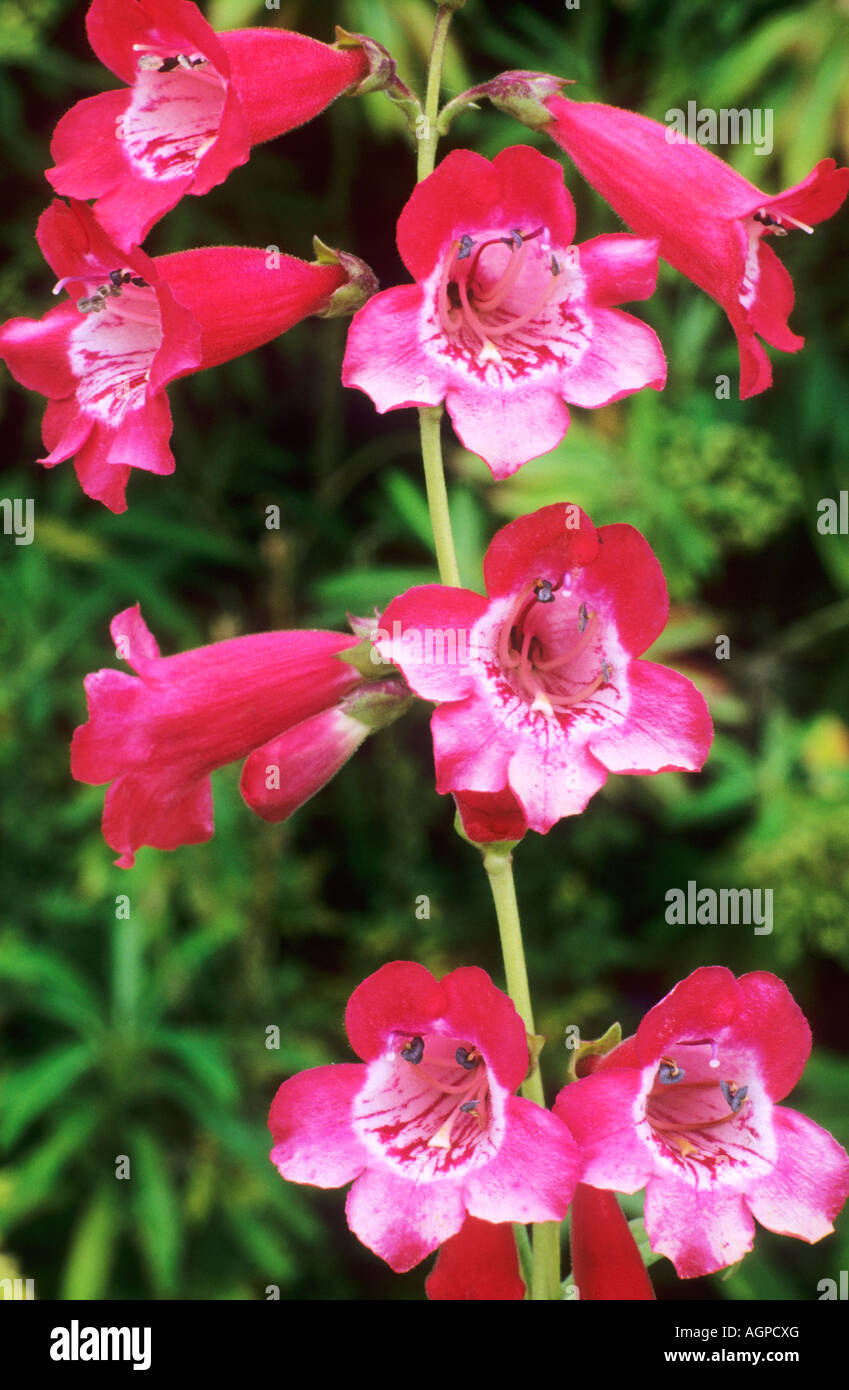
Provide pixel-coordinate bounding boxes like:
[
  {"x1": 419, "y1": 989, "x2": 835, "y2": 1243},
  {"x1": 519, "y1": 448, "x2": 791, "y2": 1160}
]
[
  {"x1": 415, "y1": 0, "x2": 558, "y2": 1304},
  {"x1": 418, "y1": 405, "x2": 461, "y2": 587},
  {"x1": 483, "y1": 846, "x2": 561, "y2": 1302},
  {"x1": 417, "y1": 4, "x2": 454, "y2": 183}
]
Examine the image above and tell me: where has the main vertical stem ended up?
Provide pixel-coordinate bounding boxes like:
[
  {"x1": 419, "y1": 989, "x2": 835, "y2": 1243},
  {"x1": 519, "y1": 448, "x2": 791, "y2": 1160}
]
[
  {"x1": 414, "y1": 2, "x2": 559, "y2": 1301},
  {"x1": 416, "y1": 6, "x2": 461, "y2": 590},
  {"x1": 419, "y1": 405, "x2": 461, "y2": 587},
  {"x1": 483, "y1": 847, "x2": 561, "y2": 1301},
  {"x1": 417, "y1": 4, "x2": 454, "y2": 183}
]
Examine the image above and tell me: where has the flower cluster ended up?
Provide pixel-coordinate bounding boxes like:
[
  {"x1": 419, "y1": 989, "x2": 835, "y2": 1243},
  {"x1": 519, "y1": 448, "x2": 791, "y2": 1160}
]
[
  {"x1": 270, "y1": 965, "x2": 849, "y2": 1292},
  {"x1": 5, "y1": 0, "x2": 846, "y2": 1306}
]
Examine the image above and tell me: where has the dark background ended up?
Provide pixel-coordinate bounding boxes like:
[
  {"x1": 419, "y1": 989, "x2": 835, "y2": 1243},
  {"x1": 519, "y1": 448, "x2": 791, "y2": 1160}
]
[{"x1": 1, "y1": 0, "x2": 848, "y2": 1299}]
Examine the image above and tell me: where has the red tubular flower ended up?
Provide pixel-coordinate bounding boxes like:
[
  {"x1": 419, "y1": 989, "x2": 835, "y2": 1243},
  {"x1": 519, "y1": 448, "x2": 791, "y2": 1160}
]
[
  {"x1": 543, "y1": 95, "x2": 849, "y2": 398},
  {"x1": 0, "y1": 200, "x2": 350, "y2": 511},
  {"x1": 269, "y1": 961, "x2": 580, "y2": 1273},
  {"x1": 569, "y1": 1183, "x2": 655, "y2": 1300},
  {"x1": 47, "y1": 0, "x2": 368, "y2": 249},
  {"x1": 374, "y1": 503, "x2": 712, "y2": 837},
  {"x1": 342, "y1": 145, "x2": 665, "y2": 479},
  {"x1": 554, "y1": 968, "x2": 849, "y2": 1278},
  {"x1": 425, "y1": 1216, "x2": 526, "y2": 1301},
  {"x1": 71, "y1": 604, "x2": 372, "y2": 867}
]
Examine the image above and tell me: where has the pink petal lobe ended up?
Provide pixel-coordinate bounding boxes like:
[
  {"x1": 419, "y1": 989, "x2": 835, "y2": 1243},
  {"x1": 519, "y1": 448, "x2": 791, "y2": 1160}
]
[
  {"x1": 346, "y1": 1165, "x2": 466, "y2": 1273},
  {"x1": 735, "y1": 973, "x2": 812, "y2": 1101},
  {"x1": 562, "y1": 306, "x2": 666, "y2": 409},
  {"x1": 746, "y1": 1108, "x2": 849, "y2": 1244},
  {"x1": 345, "y1": 962, "x2": 446, "y2": 1063},
  {"x1": 342, "y1": 285, "x2": 446, "y2": 414},
  {"x1": 269, "y1": 1064, "x2": 369, "y2": 1187},
  {"x1": 644, "y1": 1175, "x2": 755, "y2": 1277},
  {"x1": 377, "y1": 585, "x2": 489, "y2": 701},
  {"x1": 465, "y1": 1096, "x2": 580, "y2": 1224},
  {"x1": 554, "y1": 1069, "x2": 655, "y2": 1193},
  {"x1": 482, "y1": 502, "x2": 599, "y2": 600},
  {"x1": 589, "y1": 659, "x2": 713, "y2": 775},
  {"x1": 635, "y1": 966, "x2": 741, "y2": 1066},
  {"x1": 445, "y1": 375, "x2": 571, "y2": 479}
]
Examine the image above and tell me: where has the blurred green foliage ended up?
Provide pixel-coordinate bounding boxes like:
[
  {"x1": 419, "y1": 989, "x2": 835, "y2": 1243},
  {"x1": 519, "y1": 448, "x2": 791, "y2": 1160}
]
[{"x1": 1, "y1": 0, "x2": 848, "y2": 1300}]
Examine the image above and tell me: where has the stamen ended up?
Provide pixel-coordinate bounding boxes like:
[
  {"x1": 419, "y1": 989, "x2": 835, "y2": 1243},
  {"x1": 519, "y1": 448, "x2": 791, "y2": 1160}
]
[
  {"x1": 534, "y1": 579, "x2": 555, "y2": 603},
  {"x1": 720, "y1": 1080, "x2": 748, "y2": 1114},
  {"x1": 777, "y1": 210, "x2": 814, "y2": 234},
  {"x1": 455, "y1": 1046, "x2": 480, "y2": 1070},
  {"x1": 459, "y1": 1100, "x2": 479, "y2": 1112},
  {"x1": 456, "y1": 234, "x2": 475, "y2": 261},
  {"x1": 401, "y1": 1035, "x2": 424, "y2": 1065},
  {"x1": 658, "y1": 1059, "x2": 685, "y2": 1084}
]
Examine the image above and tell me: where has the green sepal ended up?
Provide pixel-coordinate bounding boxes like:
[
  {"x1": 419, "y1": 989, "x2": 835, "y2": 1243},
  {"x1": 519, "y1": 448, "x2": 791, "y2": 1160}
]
[
  {"x1": 341, "y1": 681, "x2": 414, "y2": 732},
  {"x1": 311, "y1": 238, "x2": 379, "y2": 319},
  {"x1": 333, "y1": 27, "x2": 423, "y2": 136},
  {"x1": 566, "y1": 1021, "x2": 622, "y2": 1082},
  {"x1": 438, "y1": 70, "x2": 574, "y2": 137}
]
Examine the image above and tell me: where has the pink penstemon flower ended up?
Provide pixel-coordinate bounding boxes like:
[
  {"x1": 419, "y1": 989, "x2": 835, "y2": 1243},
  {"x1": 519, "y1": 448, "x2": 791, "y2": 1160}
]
[
  {"x1": 373, "y1": 502, "x2": 713, "y2": 838},
  {"x1": 541, "y1": 93, "x2": 849, "y2": 398},
  {"x1": 269, "y1": 961, "x2": 580, "y2": 1272},
  {"x1": 0, "y1": 199, "x2": 368, "y2": 511},
  {"x1": 554, "y1": 967, "x2": 849, "y2": 1278},
  {"x1": 343, "y1": 144, "x2": 666, "y2": 478},
  {"x1": 47, "y1": 0, "x2": 369, "y2": 248},
  {"x1": 72, "y1": 605, "x2": 409, "y2": 867}
]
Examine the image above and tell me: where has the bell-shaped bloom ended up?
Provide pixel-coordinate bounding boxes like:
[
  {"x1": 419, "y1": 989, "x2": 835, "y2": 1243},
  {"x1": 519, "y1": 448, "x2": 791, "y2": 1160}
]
[
  {"x1": 269, "y1": 961, "x2": 580, "y2": 1273},
  {"x1": 544, "y1": 95, "x2": 849, "y2": 399},
  {"x1": 569, "y1": 1183, "x2": 654, "y2": 1300},
  {"x1": 425, "y1": 1215, "x2": 525, "y2": 1301},
  {"x1": 71, "y1": 604, "x2": 377, "y2": 867},
  {"x1": 342, "y1": 145, "x2": 666, "y2": 478},
  {"x1": 373, "y1": 503, "x2": 713, "y2": 836},
  {"x1": 47, "y1": 0, "x2": 368, "y2": 248},
  {"x1": 0, "y1": 200, "x2": 352, "y2": 511},
  {"x1": 554, "y1": 967, "x2": 849, "y2": 1278}
]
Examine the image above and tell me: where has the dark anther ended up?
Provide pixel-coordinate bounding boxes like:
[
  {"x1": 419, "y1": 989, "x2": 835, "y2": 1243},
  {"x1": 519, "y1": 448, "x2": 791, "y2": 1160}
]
[
  {"x1": 601, "y1": 659, "x2": 612, "y2": 683},
  {"x1": 658, "y1": 1059, "x2": 684, "y2": 1084},
  {"x1": 459, "y1": 1100, "x2": 479, "y2": 1113},
  {"x1": 456, "y1": 234, "x2": 475, "y2": 261},
  {"x1": 551, "y1": 254, "x2": 562, "y2": 276},
  {"x1": 753, "y1": 211, "x2": 780, "y2": 227},
  {"x1": 158, "y1": 55, "x2": 181, "y2": 72},
  {"x1": 401, "y1": 1035, "x2": 424, "y2": 1065},
  {"x1": 500, "y1": 228, "x2": 524, "y2": 248},
  {"x1": 109, "y1": 270, "x2": 124, "y2": 288},
  {"x1": 720, "y1": 1080, "x2": 748, "y2": 1114},
  {"x1": 130, "y1": 276, "x2": 148, "y2": 288},
  {"x1": 456, "y1": 1046, "x2": 480, "y2": 1070},
  {"x1": 577, "y1": 601, "x2": 588, "y2": 633},
  {"x1": 534, "y1": 578, "x2": 555, "y2": 604}
]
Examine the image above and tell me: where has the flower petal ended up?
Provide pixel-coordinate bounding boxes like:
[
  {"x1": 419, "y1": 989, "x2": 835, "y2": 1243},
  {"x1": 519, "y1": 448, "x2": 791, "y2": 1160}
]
[
  {"x1": 644, "y1": 1174, "x2": 755, "y2": 1277},
  {"x1": 465, "y1": 1096, "x2": 579, "y2": 1224},
  {"x1": 746, "y1": 1107, "x2": 849, "y2": 1244},
  {"x1": 346, "y1": 1164, "x2": 466, "y2": 1272},
  {"x1": 588, "y1": 659, "x2": 712, "y2": 775},
  {"x1": 269, "y1": 1064, "x2": 369, "y2": 1188}
]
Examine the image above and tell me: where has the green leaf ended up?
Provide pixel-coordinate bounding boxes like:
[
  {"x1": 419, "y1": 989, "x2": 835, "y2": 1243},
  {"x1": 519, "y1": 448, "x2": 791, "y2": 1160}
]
[
  {"x1": 382, "y1": 471, "x2": 434, "y2": 551},
  {"x1": 152, "y1": 1029, "x2": 239, "y2": 1105},
  {"x1": 60, "y1": 1186, "x2": 117, "y2": 1300},
  {"x1": 130, "y1": 1128, "x2": 181, "y2": 1297},
  {"x1": 0, "y1": 1043, "x2": 96, "y2": 1148}
]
